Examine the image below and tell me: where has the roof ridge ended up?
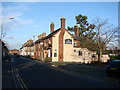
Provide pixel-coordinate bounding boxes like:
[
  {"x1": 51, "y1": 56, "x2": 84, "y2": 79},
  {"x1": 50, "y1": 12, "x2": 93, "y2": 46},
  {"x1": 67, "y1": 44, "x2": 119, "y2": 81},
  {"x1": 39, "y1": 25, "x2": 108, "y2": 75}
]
[{"x1": 35, "y1": 28, "x2": 61, "y2": 44}]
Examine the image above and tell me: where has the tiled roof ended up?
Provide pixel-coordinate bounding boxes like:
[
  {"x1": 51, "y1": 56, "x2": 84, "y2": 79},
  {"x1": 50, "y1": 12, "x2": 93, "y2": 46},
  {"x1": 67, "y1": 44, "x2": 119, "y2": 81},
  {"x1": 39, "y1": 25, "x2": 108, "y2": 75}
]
[
  {"x1": 9, "y1": 49, "x2": 19, "y2": 51},
  {"x1": 74, "y1": 36, "x2": 80, "y2": 40},
  {"x1": 29, "y1": 43, "x2": 34, "y2": 47},
  {"x1": 35, "y1": 28, "x2": 60, "y2": 44},
  {"x1": 20, "y1": 47, "x2": 23, "y2": 49},
  {"x1": 25, "y1": 43, "x2": 29, "y2": 47}
]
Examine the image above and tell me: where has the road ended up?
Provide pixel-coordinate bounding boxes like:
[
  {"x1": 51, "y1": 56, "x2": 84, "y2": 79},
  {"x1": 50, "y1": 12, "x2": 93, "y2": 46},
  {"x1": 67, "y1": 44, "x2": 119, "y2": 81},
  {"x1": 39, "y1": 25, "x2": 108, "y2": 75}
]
[
  {"x1": 4, "y1": 55, "x2": 120, "y2": 88},
  {"x1": 58, "y1": 63, "x2": 120, "y2": 86}
]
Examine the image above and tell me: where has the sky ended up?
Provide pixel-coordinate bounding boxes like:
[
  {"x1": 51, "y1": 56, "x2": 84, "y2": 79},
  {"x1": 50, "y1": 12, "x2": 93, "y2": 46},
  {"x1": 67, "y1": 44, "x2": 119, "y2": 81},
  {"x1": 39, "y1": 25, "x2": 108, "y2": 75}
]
[
  {"x1": 1, "y1": 1, "x2": 118, "y2": 50},
  {"x1": 2, "y1": 0, "x2": 120, "y2": 2}
]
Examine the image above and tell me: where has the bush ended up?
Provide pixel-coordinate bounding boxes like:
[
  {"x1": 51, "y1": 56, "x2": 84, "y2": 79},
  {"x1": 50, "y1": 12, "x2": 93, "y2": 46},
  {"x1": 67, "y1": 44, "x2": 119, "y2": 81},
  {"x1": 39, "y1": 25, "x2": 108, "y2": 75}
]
[
  {"x1": 44, "y1": 54, "x2": 52, "y2": 62},
  {"x1": 48, "y1": 44, "x2": 52, "y2": 47},
  {"x1": 44, "y1": 57, "x2": 52, "y2": 62}
]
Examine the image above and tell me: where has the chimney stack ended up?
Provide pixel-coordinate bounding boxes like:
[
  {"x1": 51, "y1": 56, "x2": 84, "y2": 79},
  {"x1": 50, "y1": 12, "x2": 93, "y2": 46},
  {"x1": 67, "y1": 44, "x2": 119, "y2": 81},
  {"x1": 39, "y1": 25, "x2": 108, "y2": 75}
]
[
  {"x1": 50, "y1": 22, "x2": 54, "y2": 33},
  {"x1": 74, "y1": 24, "x2": 79, "y2": 37},
  {"x1": 38, "y1": 34, "x2": 42, "y2": 39},
  {"x1": 42, "y1": 33, "x2": 46, "y2": 38},
  {"x1": 60, "y1": 17, "x2": 65, "y2": 29}
]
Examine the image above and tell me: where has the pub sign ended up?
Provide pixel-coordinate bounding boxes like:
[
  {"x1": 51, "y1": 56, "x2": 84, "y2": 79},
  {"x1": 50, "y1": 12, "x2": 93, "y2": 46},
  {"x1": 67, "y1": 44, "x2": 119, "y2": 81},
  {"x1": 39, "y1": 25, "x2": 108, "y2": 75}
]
[{"x1": 65, "y1": 39, "x2": 72, "y2": 44}]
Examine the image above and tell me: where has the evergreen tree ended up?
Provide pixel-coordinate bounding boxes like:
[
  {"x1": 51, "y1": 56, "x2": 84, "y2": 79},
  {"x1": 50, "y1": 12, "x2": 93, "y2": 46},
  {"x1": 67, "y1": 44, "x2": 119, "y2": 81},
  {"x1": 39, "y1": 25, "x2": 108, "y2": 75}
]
[{"x1": 68, "y1": 14, "x2": 97, "y2": 50}]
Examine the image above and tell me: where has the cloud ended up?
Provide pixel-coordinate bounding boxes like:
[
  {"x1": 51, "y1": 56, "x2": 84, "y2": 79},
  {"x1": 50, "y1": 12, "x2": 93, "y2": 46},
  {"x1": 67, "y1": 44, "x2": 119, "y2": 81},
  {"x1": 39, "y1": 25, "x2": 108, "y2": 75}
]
[
  {"x1": 2, "y1": 5, "x2": 28, "y2": 18},
  {"x1": 4, "y1": 36, "x2": 14, "y2": 39},
  {"x1": 2, "y1": 5, "x2": 29, "y2": 15},
  {"x1": 1, "y1": 4, "x2": 33, "y2": 32},
  {"x1": 1, "y1": 4, "x2": 35, "y2": 49},
  {"x1": 8, "y1": 37, "x2": 14, "y2": 39},
  {"x1": 8, "y1": 41, "x2": 22, "y2": 49},
  {"x1": 3, "y1": 38, "x2": 22, "y2": 49}
]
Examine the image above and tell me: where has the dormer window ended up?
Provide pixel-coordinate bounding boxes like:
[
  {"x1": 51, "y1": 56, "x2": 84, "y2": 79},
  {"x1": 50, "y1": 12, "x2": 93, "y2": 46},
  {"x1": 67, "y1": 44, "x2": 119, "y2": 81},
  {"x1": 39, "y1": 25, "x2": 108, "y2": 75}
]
[{"x1": 74, "y1": 42, "x2": 77, "y2": 46}]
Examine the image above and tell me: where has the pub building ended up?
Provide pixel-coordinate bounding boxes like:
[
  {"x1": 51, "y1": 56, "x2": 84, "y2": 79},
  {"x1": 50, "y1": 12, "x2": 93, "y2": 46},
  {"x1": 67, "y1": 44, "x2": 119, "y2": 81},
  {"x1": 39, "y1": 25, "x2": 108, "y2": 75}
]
[{"x1": 33, "y1": 17, "x2": 97, "y2": 63}]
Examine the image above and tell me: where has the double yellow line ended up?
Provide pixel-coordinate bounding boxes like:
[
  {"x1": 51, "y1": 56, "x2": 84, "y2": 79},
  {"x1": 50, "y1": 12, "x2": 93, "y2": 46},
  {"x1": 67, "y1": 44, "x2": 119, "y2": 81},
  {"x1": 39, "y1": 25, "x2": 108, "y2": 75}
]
[
  {"x1": 11, "y1": 63, "x2": 28, "y2": 89},
  {"x1": 15, "y1": 68, "x2": 28, "y2": 89}
]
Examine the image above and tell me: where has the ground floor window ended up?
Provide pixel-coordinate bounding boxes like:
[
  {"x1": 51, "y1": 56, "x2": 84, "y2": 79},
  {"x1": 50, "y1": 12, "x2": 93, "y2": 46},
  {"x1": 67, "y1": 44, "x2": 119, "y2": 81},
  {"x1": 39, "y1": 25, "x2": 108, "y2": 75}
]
[
  {"x1": 51, "y1": 53, "x2": 52, "y2": 57},
  {"x1": 92, "y1": 54, "x2": 96, "y2": 58},
  {"x1": 54, "y1": 53, "x2": 57, "y2": 57},
  {"x1": 78, "y1": 51, "x2": 82, "y2": 56}
]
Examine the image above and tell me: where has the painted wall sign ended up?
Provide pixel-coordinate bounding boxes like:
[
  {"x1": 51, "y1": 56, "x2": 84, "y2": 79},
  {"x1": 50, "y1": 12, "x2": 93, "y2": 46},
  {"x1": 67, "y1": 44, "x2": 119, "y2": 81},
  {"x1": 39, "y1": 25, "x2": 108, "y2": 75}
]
[{"x1": 65, "y1": 39, "x2": 72, "y2": 44}]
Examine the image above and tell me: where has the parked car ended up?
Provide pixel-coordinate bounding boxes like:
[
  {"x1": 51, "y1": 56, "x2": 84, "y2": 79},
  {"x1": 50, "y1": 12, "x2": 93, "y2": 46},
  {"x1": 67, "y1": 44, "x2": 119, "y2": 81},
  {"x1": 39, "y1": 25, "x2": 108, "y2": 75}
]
[
  {"x1": 16, "y1": 54, "x2": 20, "y2": 57},
  {"x1": 10, "y1": 60, "x2": 14, "y2": 63},
  {"x1": 106, "y1": 60, "x2": 120, "y2": 77}
]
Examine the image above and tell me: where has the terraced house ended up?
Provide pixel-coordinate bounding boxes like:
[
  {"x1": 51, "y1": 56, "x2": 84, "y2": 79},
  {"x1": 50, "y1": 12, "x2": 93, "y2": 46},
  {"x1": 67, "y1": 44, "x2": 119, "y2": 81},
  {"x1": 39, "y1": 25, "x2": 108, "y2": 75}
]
[
  {"x1": 20, "y1": 40, "x2": 34, "y2": 58},
  {"x1": 20, "y1": 18, "x2": 97, "y2": 63}
]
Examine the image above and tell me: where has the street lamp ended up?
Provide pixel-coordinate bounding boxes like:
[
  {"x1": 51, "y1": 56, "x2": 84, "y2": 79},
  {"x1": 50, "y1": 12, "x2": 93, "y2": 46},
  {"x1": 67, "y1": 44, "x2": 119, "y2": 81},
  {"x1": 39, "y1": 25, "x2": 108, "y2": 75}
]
[{"x1": 9, "y1": 17, "x2": 14, "y2": 19}]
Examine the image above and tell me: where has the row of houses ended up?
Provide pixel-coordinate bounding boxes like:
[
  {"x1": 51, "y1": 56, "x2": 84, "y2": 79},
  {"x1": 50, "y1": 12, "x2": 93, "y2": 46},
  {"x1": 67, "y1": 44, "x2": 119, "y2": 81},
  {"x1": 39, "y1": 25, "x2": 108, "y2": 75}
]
[{"x1": 20, "y1": 17, "x2": 99, "y2": 63}]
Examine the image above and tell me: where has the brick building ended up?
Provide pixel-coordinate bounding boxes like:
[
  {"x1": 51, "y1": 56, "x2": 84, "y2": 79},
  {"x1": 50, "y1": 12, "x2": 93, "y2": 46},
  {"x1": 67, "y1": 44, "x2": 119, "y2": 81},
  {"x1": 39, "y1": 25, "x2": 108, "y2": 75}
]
[
  {"x1": 20, "y1": 39, "x2": 34, "y2": 58},
  {"x1": 9, "y1": 49, "x2": 19, "y2": 55}
]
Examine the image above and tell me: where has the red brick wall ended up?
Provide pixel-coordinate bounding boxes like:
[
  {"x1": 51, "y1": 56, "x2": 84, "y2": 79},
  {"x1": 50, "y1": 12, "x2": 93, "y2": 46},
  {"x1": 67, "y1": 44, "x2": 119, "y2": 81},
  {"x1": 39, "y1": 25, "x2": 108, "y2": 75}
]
[
  {"x1": 58, "y1": 18, "x2": 66, "y2": 62},
  {"x1": 74, "y1": 25, "x2": 79, "y2": 36}
]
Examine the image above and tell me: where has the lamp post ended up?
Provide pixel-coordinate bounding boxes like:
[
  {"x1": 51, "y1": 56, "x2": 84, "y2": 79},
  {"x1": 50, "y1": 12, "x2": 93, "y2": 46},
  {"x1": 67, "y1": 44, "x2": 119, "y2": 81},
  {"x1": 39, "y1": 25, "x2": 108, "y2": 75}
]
[
  {"x1": 1, "y1": 16, "x2": 14, "y2": 40},
  {"x1": 0, "y1": 17, "x2": 14, "y2": 63},
  {"x1": 1, "y1": 17, "x2": 3, "y2": 40}
]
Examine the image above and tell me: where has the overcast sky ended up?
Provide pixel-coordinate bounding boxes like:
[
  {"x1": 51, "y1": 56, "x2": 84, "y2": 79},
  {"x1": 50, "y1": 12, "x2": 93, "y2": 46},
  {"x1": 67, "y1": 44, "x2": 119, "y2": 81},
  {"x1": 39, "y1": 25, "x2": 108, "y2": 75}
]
[{"x1": 1, "y1": 1, "x2": 118, "y2": 49}]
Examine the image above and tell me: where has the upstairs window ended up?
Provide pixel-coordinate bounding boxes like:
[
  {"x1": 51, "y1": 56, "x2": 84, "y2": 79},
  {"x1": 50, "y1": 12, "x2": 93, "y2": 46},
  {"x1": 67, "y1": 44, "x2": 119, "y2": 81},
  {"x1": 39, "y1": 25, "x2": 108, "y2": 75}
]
[
  {"x1": 74, "y1": 50, "x2": 76, "y2": 52},
  {"x1": 74, "y1": 42, "x2": 77, "y2": 46}
]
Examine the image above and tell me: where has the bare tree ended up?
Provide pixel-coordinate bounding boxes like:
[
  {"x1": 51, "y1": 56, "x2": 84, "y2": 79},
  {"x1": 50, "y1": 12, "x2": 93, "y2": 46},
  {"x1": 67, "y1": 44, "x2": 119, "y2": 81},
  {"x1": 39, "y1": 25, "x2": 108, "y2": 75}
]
[{"x1": 94, "y1": 18, "x2": 118, "y2": 63}]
